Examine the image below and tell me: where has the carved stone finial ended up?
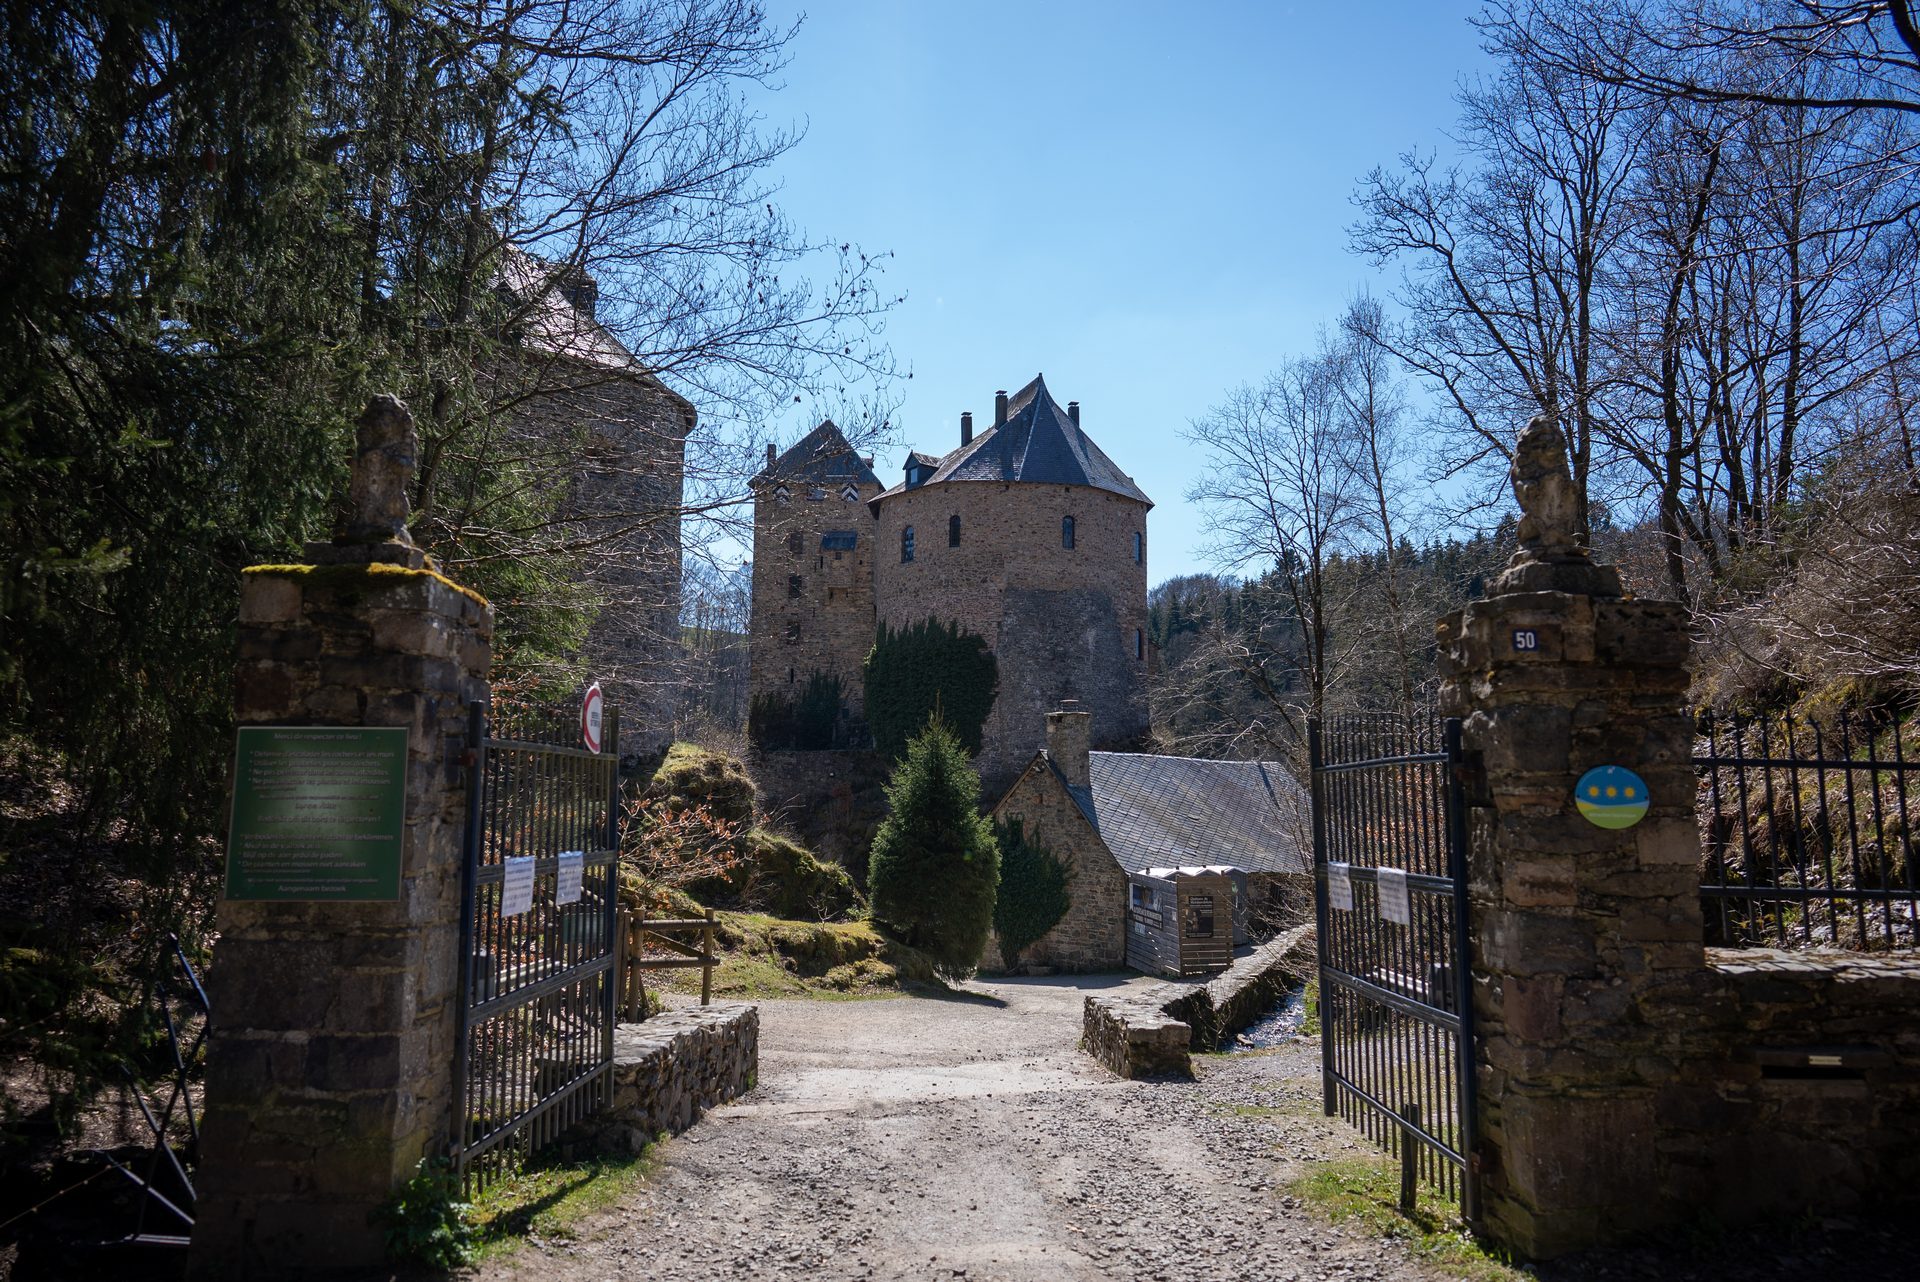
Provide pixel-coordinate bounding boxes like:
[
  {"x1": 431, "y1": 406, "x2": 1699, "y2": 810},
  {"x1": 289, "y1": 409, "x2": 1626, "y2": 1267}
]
[
  {"x1": 345, "y1": 395, "x2": 418, "y2": 546},
  {"x1": 1492, "y1": 414, "x2": 1622, "y2": 597}
]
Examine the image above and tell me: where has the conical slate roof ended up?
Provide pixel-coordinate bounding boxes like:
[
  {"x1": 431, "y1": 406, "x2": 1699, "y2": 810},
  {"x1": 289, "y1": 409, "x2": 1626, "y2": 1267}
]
[
  {"x1": 873, "y1": 375, "x2": 1151, "y2": 506},
  {"x1": 755, "y1": 420, "x2": 882, "y2": 488}
]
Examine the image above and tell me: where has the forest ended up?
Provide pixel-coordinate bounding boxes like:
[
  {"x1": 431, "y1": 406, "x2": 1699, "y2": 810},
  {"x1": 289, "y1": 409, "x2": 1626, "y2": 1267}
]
[{"x1": 1156, "y1": 1, "x2": 1920, "y2": 758}]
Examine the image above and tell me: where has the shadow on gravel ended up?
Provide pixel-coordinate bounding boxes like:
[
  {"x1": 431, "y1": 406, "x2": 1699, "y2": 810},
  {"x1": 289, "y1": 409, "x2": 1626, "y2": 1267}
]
[{"x1": 898, "y1": 983, "x2": 1009, "y2": 1008}]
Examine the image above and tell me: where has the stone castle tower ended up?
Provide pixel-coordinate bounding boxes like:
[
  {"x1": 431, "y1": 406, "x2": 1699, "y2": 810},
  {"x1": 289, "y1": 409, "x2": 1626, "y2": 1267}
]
[{"x1": 749, "y1": 375, "x2": 1152, "y2": 789}]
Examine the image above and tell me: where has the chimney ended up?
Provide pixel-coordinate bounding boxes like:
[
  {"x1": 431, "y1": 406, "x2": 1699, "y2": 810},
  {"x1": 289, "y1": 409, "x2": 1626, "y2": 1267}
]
[
  {"x1": 1045, "y1": 700, "x2": 1092, "y2": 789},
  {"x1": 961, "y1": 411, "x2": 973, "y2": 446},
  {"x1": 765, "y1": 442, "x2": 776, "y2": 470},
  {"x1": 1068, "y1": 401, "x2": 1080, "y2": 428},
  {"x1": 994, "y1": 390, "x2": 1009, "y2": 427}
]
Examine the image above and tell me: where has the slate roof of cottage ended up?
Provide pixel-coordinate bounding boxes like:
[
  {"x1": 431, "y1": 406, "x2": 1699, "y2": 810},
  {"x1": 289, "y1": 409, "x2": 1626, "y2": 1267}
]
[
  {"x1": 1040, "y1": 751, "x2": 1309, "y2": 876},
  {"x1": 871, "y1": 374, "x2": 1151, "y2": 508},
  {"x1": 755, "y1": 420, "x2": 883, "y2": 488}
]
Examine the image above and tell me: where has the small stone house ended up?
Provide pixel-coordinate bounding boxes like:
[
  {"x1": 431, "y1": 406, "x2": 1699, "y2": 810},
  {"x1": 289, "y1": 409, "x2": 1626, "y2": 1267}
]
[{"x1": 986, "y1": 706, "x2": 1311, "y2": 973}]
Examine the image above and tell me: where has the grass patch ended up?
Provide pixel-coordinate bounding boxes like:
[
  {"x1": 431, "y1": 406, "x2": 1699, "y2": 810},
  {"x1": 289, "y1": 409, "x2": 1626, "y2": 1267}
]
[
  {"x1": 639, "y1": 911, "x2": 943, "y2": 1002},
  {"x1": 1301, "y1": 978, "x2": 1321, "y2": 1037},
  {"x1": 1289, "y1": 1157, "x2": 1523, "y2": 1281},
  {"x1": 466, "y1": 1150, "x2": 657, "y2": 1260}
]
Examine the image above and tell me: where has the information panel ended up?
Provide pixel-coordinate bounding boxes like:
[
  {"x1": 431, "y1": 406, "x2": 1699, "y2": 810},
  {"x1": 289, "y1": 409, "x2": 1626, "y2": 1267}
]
[{"x1": 225, "y1": 726, "x2": 408, "y2": 901}]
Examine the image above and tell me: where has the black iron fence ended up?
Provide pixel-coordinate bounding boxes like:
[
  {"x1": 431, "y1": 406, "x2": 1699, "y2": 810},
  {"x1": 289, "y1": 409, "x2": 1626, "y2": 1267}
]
[
  {"x1": 1311, "y1": 714, "x2": 1477, "y2": 1218},
  {"x1": 1696, "y1": 708, "x2": 1918, "y2": 951},
  {"x1": 453, "y1": 700, "x2": 622, "y2": 1192}
]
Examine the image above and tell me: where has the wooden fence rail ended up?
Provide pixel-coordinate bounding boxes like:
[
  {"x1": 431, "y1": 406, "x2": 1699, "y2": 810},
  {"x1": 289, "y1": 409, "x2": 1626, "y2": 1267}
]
[{"x1": 614, "y1": 908, "x2": 718, "y2": 1020}]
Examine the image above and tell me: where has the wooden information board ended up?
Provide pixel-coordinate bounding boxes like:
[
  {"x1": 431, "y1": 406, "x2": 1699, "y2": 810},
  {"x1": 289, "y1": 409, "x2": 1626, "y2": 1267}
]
[{"x1": 225, "y1": 726, "x2": 408, "y2": 901}]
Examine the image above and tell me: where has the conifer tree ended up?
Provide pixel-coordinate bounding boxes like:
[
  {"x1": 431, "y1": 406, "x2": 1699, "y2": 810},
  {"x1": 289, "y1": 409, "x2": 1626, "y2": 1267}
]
[{"x1": 867, "y1": 719, "x2": 999, "y2": 976}]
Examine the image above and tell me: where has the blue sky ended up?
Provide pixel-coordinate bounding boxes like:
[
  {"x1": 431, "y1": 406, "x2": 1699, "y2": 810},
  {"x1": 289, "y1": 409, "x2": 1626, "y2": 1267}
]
[{"x1": 749, "y1": 1, "x2": 1491, "y2": 584}]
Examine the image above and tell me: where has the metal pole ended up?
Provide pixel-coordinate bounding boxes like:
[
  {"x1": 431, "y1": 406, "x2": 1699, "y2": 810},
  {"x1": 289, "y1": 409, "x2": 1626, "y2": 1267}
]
[
  {"x1": 1399, "y1": 1100, "x2": 1421, "y2": 1214},
  {"x1": 450, "y1": 700, "x2": 487, "y2": 1170},
  {"x1": 1309, "y1": 717, "x2": 1336, "y2": 1117},
  {"x1": 701, "y1": 908, "x2": 716, "y2": 1006},
  {"x1": 600, "y1": 705, "x2": 621, "y2": 1106},
  {"x1": 1443, "y1": 716, "x2": 1480, "y2": 1226}
]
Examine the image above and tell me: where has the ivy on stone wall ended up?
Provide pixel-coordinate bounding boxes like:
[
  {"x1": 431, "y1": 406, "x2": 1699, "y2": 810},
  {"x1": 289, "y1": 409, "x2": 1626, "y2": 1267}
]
[
  {"x1": 747, "y1": 672, "x2": 847, "y2": 750},
  {"x1": 992, "y1": 819, "x2": 1071, "y2": 970},
  {"x1": 862, "y1": 619, "x2": 998, "y2": 760}
]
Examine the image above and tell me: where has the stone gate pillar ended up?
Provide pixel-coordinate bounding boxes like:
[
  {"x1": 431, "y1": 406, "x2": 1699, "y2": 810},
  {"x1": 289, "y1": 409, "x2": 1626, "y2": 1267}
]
[
  {"x1": 1437, "y1": 418, "x2": 1701, "y2": 1258},
  {"x1": 190, "y1": 397, "x2": 492, "y2": 1278}
]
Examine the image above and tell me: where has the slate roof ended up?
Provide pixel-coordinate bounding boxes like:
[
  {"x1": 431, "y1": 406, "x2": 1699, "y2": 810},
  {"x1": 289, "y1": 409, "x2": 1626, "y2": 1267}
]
[
  {"x1": 871, "y1": 374, "x2": 1151, "y2": 508},
  {"x1": 1046, "y1": 752, "x2": 1309, "y2": 876},
  {"x1": 756, "y1": 420, "x2": 883, "y2": 488}
]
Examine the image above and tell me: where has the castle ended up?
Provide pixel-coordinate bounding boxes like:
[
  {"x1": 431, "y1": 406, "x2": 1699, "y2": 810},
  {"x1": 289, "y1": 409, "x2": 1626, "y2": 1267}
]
[{"x1": 747, "y1": 374, "x2": 1153, "y2": 788}]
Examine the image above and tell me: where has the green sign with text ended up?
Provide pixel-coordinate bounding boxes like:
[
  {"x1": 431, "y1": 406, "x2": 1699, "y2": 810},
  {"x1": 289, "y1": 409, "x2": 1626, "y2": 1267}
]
[{"x1": 225, "y1": 726, "x2": 408, "y2": 901}]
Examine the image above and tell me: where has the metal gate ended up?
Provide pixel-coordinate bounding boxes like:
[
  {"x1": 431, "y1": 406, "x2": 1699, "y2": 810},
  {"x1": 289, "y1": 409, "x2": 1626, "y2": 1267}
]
[
  {"x1": 453, "y1": 699, "x2": 622, "y2": 1190},
  {"x1": 1310, "y1": 714, "x2": 1477, "y2": 1219}
]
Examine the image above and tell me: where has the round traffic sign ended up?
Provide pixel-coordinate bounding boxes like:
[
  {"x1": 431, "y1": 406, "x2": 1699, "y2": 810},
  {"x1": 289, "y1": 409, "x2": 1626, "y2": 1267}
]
[
  {"x1": 1575, "y1": 764, "x2": 1648, "y2": 830},
  {"x1": 581, "y1": 681, "x2": 604, "y2": 754}
]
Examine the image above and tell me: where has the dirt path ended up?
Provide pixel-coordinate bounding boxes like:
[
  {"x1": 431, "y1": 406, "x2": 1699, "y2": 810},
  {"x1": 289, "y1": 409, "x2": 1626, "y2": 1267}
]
[{"x1": 478, "y1": 975, "x2": 1446, "y2": 1282}]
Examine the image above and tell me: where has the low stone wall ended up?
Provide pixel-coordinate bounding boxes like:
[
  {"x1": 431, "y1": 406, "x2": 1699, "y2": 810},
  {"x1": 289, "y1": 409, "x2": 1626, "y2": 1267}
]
[
  {"x1": 1655, "y1": 949, "x2": 1920, "y2": 1219},
  {"x1": 1083, "y1": 925, "x2": 1314, "y2": 1078},
  {"x1": 577, "y1": 1004, "x2": 759, "y2": 1154}
]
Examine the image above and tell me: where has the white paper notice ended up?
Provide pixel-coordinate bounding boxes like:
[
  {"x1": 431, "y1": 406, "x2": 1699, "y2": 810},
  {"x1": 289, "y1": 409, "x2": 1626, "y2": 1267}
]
[
  {"x1": 556, "y1": 850, "x2": 584, "y2": 906},
  {"x1": 1376, "y1": 866, "x2": 1412, "y2": 925},
  {"x1": 1327, "y1": 862, "x2": 1354, "y2": 912},
  {"x1": 501, "y1": 855, "x2": 536, "y2": 917}
]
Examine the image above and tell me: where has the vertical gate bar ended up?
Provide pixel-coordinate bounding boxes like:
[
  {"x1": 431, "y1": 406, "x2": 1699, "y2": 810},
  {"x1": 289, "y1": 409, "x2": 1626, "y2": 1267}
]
[
  {"x1": 602, "y1": 706, "x2": 621, "y2": 1106},
  {"x1": 1309, "y1": 718, "x2": 1335, "y2": 1117},
  {"x1": 1443, "y1": 717, "x2": 1479, "y2": 1224},
  {"x1": 451, "y1": 700, "x2": 486, "y2": 1176}
]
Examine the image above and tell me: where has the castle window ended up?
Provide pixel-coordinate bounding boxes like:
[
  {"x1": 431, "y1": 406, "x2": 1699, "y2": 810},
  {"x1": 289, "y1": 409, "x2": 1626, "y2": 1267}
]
[
  {"x1": 788, "y1": 574, "x2": 804, "y2": 599},
  {"x1": 807, "y1": 486, "x2": 826, "y2": 501},
  {"x1": 1062, "y1": 516, "x2": 1076, "y2": 549},
  {"x1": 784, "y1": 621, "x2": 800, "y2": 645},
  {"x1": 840, "y1": 483, "x2": 860, "y2": 501},
  {"x1": 901, "y1": 525, "x2": 915, "y2": 563},
  {"x1": 948, "y1": 514, "x2": 961, "y2": 547},
  {"x1": 773, "y1": 484, "x2": 791, "y2": 504},
  {"x1": 787, "y1": 531, "x2": 804, "y2": 556},
  {"x1": 1133, "y1": 530, "x2": 1144, "y2": 564},
  {"x1": 1135, "y1": 628, "x2": 1145, "y2": 661}
]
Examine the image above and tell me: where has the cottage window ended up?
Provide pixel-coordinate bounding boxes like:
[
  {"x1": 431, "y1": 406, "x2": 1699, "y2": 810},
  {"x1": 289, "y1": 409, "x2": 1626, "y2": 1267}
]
[
  {"x1": 902, "y1": 525, "x2": 915, "y2": 563},
  {"x1": 1133, "y1": 530, "x2": 1144, "y2": 564},
  {"x1": 948, "y1": 514, "x2": 961, "y2": 547},
  {"x1": 788, "y1": 574, "x2": 804, "y2": 599},
  {"x1": 1062, "y1": 515, "x2": 1075, "y2": 549},
  {"x1": 807, "y1": 486, "x2": 827, "y2": 501}
]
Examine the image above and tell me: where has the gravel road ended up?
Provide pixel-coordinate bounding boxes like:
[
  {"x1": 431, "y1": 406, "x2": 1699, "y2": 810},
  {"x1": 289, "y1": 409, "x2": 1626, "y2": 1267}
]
[{"x1": 476, "y1": 975, "x2": 1447, "y2": 1282}]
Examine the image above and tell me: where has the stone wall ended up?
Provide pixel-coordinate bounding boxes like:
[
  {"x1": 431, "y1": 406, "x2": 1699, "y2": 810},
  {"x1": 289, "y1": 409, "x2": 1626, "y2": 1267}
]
[
  {"x1": 1658, "y1": 950, "x2": 1920, "y2": 1220},
  {"x1": 576, "y1": 1005, "x2": 760, "y2": 1154},
  {"x1": 750, "y1": 748, "x2": 891, "y2": 874},
  {"x1": 987, "y1": 753, "x2": 1132, "y2": 972},
  {"x1": 747, "y1": 480, "x2": 881, "y2": 722},
  {"x1": 1083, "y1": 926, "x2": 1315, "y2": 1078},
  {"x1": 871, "y1": 482, "x2": 1150, "y2": 789},
  {"x1": 517, "y1": 363, "x2": 693, "y2": 755}
]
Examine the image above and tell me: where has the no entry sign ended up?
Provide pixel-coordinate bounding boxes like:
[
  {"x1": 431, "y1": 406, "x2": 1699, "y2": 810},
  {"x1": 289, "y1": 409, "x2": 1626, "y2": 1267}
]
[{"x1": 581, "y1": 681, "x2": 604, "y2": 754}]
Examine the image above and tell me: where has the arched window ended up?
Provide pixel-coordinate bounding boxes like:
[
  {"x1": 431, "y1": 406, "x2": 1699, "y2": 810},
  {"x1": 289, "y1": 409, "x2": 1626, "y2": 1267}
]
[
  {"x1": 786, "y1": 531, "x2": 804, "y2": 556},
  {"x1": 901, "y1": 525, "x2": 916, "y2": 563},
  {"x1": 1132, "y1": 530, "x2": 1144, "y2": 564},
  {"x1": 1062, "y1": 515, "x2": 1075, "y2": 549},
  {"x1": 948, "y1": 514, "x2": 961, "y2": 547}
]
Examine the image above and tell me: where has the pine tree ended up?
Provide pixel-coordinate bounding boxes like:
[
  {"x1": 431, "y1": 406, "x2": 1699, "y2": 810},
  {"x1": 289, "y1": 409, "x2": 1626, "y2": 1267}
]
[{"x1": 867, "y1": 719, "x2": 1000, "y2": 976}]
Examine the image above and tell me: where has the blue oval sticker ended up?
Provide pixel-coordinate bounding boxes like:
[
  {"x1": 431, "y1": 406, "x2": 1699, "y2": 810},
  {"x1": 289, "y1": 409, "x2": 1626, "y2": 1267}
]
[{"x1": 1576, "y1": 765, "x2": 1649, "y2": 830}]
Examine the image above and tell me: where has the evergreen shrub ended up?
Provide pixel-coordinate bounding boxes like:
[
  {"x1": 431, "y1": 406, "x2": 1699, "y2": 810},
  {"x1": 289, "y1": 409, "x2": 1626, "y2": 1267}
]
[
  {"x1": 862, "y1": 619, "x2": 998, "y2": 760},
  {"x1": 866, "y1": 720, "x2": 999, "y2": 975}
]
